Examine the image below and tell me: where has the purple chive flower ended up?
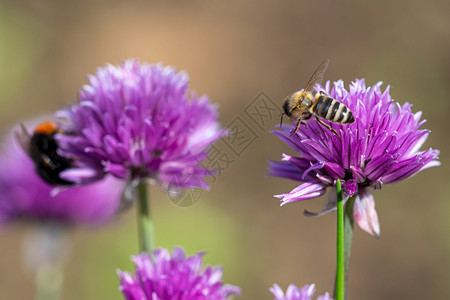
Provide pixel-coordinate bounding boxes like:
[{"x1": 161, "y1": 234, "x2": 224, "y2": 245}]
[
  {"x1": 270, "y1": 283, "x2": 332, "y2": 300},
  {"x1": 270, "y1": 79, "x2": 440, "y2": 237},
  {"x1": 118, "y1": 247, "x2": 240, "y2": 300},
  {"x1": 0, "y1": 128, "x2": 124, "y2": 225},
  {"x1": 55, "y1": 60, "x2": 224, "y2": 191}
]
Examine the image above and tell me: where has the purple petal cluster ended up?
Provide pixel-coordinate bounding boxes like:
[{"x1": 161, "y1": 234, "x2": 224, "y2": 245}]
[
  {"x1": 0, "y1": 129, "x2": 124, "y2": 225},
  {"x1": 270, "y1": 79, "x2": 439, "y2": 237},
  {"x1": 118, "y1": 247, "x2": 240, "y2": 300},
  {"x1": 270, "y1": 283, "x2": 332, "y2": 300},
  {"x1": 55, "y1": 60, "x2": 224, "y2": 190}
]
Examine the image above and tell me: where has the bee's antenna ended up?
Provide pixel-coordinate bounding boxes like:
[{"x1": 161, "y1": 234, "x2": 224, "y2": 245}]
[{"x1": 279, "y1": 113, "x2": 285, "y2": 128}]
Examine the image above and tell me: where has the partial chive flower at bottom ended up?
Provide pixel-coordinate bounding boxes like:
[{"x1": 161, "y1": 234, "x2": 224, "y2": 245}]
[
  {"x1": 117, "y1": 247, "x2": 240, "y2": 300},
  {"x1": 270, "y1": 283, "x2": 332, "y2": 300},
  {"x1": 269, "y1": 79, "x2": 439, "y2": 237}
]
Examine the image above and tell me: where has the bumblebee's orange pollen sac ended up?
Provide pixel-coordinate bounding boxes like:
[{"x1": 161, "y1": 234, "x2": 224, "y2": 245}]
[{"x1": 34, "y1": 122, "x2": 58, "y2": 135}]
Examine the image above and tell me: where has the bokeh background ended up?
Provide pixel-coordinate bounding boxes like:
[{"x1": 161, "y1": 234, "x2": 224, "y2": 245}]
[{"x1": 0, "y1": 0, "x2": 449, "y2": 299}]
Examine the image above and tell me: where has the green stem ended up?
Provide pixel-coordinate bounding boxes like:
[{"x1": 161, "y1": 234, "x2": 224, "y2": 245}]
[
  {"x1": 334, "y1": 190, "x2": 357, "y2": 299},
  {"x1": 335, "y1": 180, "x2": 344, "y2": 300},
  {"x1": 343, "y1": 195, "x2": 356, "y2": 297},
  {"x1": 25, "y1": 224, "x2": 68, "y2": 300},
  {"x1": 35, "y1": 264, "x2": 63, "y2": 300},
  {"x1": 136, "y1": 181, "x2": 155, "y2": 254}
]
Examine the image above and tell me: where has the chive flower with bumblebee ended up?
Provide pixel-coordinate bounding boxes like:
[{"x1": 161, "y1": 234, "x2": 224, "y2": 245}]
[
  {"x1": 52, "y1": 59, "x2": 226, "y2": 253},
  {"x1": 54, "y1": 59, "x2": 224, "y2": 191}
]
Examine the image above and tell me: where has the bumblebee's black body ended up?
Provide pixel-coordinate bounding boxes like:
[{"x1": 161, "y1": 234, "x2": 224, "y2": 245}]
[{"x1": 29, "y1": 125, "x2": 74, "y2": 185}]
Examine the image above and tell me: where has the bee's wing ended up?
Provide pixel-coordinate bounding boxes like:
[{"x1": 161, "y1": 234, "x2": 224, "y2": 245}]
[
  {"x1": 304, "y1": 59, "x2": 330, "y2": 92},
  {"x1": 15, "y1": 123, "x2": 57, "y2": 169},
  {"x1": 15, "y1": 123, "x2": 32, "y2": 155},
  {"x1": 118, "y1": 178, "x2": 139, "y2": 212}
]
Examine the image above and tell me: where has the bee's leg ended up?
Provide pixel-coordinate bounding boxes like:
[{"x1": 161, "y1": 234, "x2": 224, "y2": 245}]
[
  {"x1": 290, "y1": 118, "x2": 303, "y2": 137},
  {"x1": 290, "y1": 113, "x2": 313, "y2": 137},
  {"x1": 301, "y1": 113, "x2": 312, "y2": 130},
  {"x1": 303, "y1": 113, "x2": 312, "y2": 127},
  {"x1": 315, "y1": 116, "x2": 342, "y2": 140},
  {"x1": 301, "y1": 121, "x2": 308, "y2": 130}
]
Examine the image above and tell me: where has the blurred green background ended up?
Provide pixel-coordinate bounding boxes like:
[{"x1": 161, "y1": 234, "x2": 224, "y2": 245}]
[{"x1": 0, "y1": 0, "x2": 449, "y2": 299}]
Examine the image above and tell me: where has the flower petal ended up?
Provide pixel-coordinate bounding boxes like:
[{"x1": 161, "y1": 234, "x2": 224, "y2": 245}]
[
  {"x1": 318, "y1": 292, "x2": 333, "y2": 300},
  {"x1": 323, "y1": 162, "x2": 345, "y2": 179},
  {"x1": 382, "y1": 148, "x2": 440, "y2": 183},
  {"x1": 364, "y1": 152, "x2": 397, "y2": 181},
  {"x1": 343, "y1": 179, "x2": 357, "y2": 195},
  {"x1": 270, "y1": 283, "x2": 331, "y2": 300},
  {"x1": 268, "y1": 161, "x2": 302, "y2": 181},
  {"x1": 353, "y1": 188, "x2": 380, "y2": 238},
  {"x1": 350, "y1": 165, "x2": 366, "y2": 182},
  {"x1": 59, "y1": 167, "x2": 103, "y2": 184},
  {"x1": 302, "y1": 162, "x2": 325, "y2": 180},
  {"x1": 269, "y1": 284, "x2": 285, "y2": 298},
  {"x1": 275, "y1": 182, "x2": 326, "y2": 206}
]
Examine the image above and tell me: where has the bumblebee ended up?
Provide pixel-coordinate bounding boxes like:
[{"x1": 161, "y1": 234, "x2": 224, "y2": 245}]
[
  {"x1": 281, "y1": 59, "x2": 354, "y2": 137},
  {"x1": 17, "y1": 121, "x2": 74, "y2": 185}
]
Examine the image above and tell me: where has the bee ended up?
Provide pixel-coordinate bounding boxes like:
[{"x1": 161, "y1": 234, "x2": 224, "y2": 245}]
[
  {"x1": 281, "y1": 59, "x2": 354, "y2": 137},
  {"x1": 16, "y1": 121, "x2": 74, "y2": 185}
]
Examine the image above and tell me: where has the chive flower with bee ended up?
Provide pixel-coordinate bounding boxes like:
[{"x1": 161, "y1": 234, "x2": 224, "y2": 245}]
[{"x1": 270, "y1": 79, "x2": 440, "y2": 237}]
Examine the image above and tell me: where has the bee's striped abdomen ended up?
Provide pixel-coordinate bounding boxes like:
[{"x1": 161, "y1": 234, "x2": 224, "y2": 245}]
[{"x1": 313, "y1": 94, "x2": 354, "y2": 124}]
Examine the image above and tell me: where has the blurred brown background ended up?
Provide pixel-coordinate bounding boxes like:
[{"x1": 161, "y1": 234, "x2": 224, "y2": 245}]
[{"x1": 0, "y1": 0, "x2": 449, "y2": 299}]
